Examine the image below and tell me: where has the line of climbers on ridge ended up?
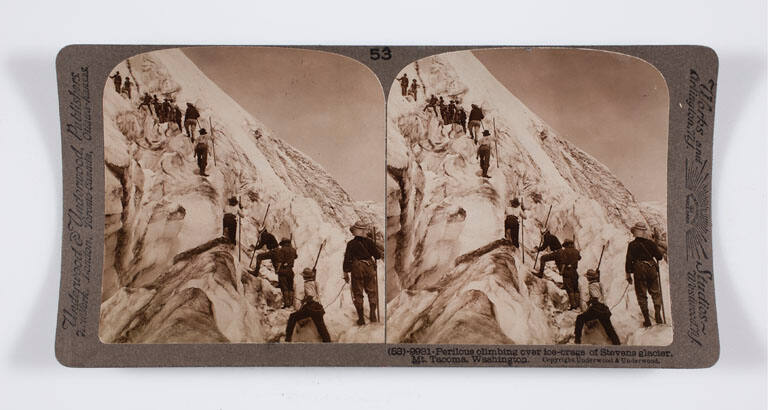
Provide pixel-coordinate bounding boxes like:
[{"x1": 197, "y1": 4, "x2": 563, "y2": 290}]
[
  {"x1": 111, "y1": 69, "x2": 213, "y2": 178},
  {"x1": 112, "y1": 69, "x2": 383, "y2": 343},
  {"x1": 500, "y1": 195, "x2": 667, "y2": 344}
]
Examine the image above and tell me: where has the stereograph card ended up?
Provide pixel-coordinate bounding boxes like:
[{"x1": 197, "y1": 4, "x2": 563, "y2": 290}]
[{"x1": 54, "y1": 45, "x2": 719, "y2": 368}]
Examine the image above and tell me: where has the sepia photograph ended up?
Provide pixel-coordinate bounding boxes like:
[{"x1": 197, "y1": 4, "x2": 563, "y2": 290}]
[
  {"x1": 386, "y1": 48, "x2": 671, "y2": 345},
  {"x1": 100, "y1": 47, "x2": 385, "y2": 343}
]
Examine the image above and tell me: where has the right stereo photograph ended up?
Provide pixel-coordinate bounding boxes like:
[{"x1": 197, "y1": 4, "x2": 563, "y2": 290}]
[{"x1": 385, "y1": 48, "x2": 671, "y2": 346}]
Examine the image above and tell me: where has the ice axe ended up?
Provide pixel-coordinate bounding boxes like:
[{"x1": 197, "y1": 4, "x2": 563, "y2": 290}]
[
  {"x1": 312, "y1": 239, "x2": 327, "y2": 272},
  {"x1": 248, "y1": 203, "x2": 272, "y2": 268},
  {"x1": 532, "y1": 203, "x2": 553, "y2": 270}
]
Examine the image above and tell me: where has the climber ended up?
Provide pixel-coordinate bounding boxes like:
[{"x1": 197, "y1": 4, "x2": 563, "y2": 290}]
[
  {"x1": 446, "y1": 100, "x2": 456, "y2": 125},
  {"x1": 438, "y1": 96, "x2": 447, "y2": 123},
  {"x1": 409, "y1": 78, "x2": 419, "y2": 101},
  {"x1": 222, "y1": 196, "x2": 241, "y2": 244},
  {"x1": 122, "y1": 76, "x2": 132, "y2": 99},
  {"x1": 423, "y1": 94, "x2": 439, "y2": 116},
  {"x1": 151, "y1": 95, "x2": 161, "y2": 120},
  {"x1": 504, "y1": 198, "x2": 525, "y2": 247},
  {"x1": 625, "y1": 222, "x2": 665, "y2": 327},
  {"x1": 138, "y1": 93, "x2": 153, "y2": 115},
  {"x1": 457, "y1": 105, "x2": 467, "y2": 133},
  {"x1": 538, "y1": 239, "x2": 581, "y2": 310},
  {"x1": 252, "y1": 237, "x2": 298, "y2": 309},
  {"x1": 468, "y1": 104, "x2": 485, "y2": 142},
  {"x1": 109, "y1": 71, "x2": 121, "y2": 93},
  {"x1": 396, "y1": 73, "x2": 409, "y2": 97},
  {"x1": 160, "y1": 98, "x2": 172, "y2": 124},
  {"x1": 184, "y1": 102, "x2": 200, "y2": 140},
  {"x1": 285, "y1": 268, "x2": 332, "y2": 343},
  {"x1": 535, "y1": 229, "x2": 562, "y2": 252},
  {"x1": 343, "y1": 220, "x2": 381, "y2": 325},
  {"x1": 255, "y1": 227, "x2": 279, "y2": 251},
  {"x1": 574, "y1": 269, "x2": 621, "y2": 345},
  {"x1": 173, "y1": 103, "x2": 183, "y2": 132},
  {"x1": 193, "y1": 128, "x2": 209, "y2": 176},
  {"x1": 477, "y1": 130, "x2": 492, "y2": 178}
]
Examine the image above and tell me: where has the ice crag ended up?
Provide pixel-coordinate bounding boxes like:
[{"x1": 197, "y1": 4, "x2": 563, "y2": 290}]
[
  {"x1": 100, "y1": 49, "x2": 384, "y2": 343},
  {"x1": 386, "y1": 51, "x2": 671, "y2": 345}
]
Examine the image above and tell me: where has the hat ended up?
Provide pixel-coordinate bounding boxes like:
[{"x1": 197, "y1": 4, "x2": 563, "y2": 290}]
[
  {"x1": 482, "y1": 130, "x2": 491, "y2": 136},
  {"x1": 562, "y1": 239, "x2": 574, "y2": 248},
  {"x1": 510, "y1": 198, "x2": 520, "y2": 207},
  {"x1": 199, "y1": 128, "x2": 207, "y2": 136},
  {"x1": 586, "y1": 269, "x2": 599, "y2": 281},
  {"x1": 279, "y1": 238, "x2": 291, "y2": 246},
  {"x1": 630, "y1": 222, "x2": 647, "y2": 236},
  {"x1": 350, "y1": 220, "x2": 368, "y2": 234},
  {"x1": 301, "y1": 268, "x2": 315, "y2": 280}
]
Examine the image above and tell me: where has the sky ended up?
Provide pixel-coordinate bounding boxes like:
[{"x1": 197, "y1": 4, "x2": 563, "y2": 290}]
[
  {"x1": 473, "y1": 48, "x2": 669, "y2": 204},
  {"x1": 183, "y1": 47, "x2": 385, "y2": 202}
]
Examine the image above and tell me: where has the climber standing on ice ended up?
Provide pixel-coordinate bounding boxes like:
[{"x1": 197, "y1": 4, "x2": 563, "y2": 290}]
[
  {"x1": 172, "y1": 103, "x2": 183, "y2": 132},
  {"x1": 252, "y1": 238, "x2": 298, "y2": 309},
  {"x1": 575, "y1": 269, "x2": 621, "y2": 345},
  {"x1": 109, "y1": 71, "x2": 121, "y2": 93},
  {"x1": 468, "y1": 104, "x2": 485, "y2": 142},
  {"x1": 535, "y1": 229, "x2": 562, "y2": 252},
  {"x1": 505, "y1": 198, "x2": 525, "y2": 247},
  {"x1": 423, "y1": 94, "x2": 439, "y2": 116},
  {"x1": 446, "y1": 100, "x2": 456, "y2": 125},
  {"x1": 457, "y1": 105, "x2": 467, "y2": 134},
  {"x1": 477, "y1": 130, "x2": 492, "y2": 178},
  {"x1": 396, "y1": 73, "x2": 409, "y2": 97},
  {"x1": 625, "y1": 222, "x2": 665, "y2": 327},
  {"x1": 285, "y1": 268, "x2": 332, "y2": 343},
  {"x1": 138, "y1": 93, "x2": 153, "y2": 115},
  {"x1": 538, "y1": 239, "x2": 581, "y2": 310},
  {"x1": 409, "y1": 78, "x2": 419, "y2": 101},
  {"x1": 222, "y1": 196, "x2": 242, "y2": 244},
  {"x1": 193, "y1": 128, "x2": 209, "y2": 177},
  {"x1": 343, "y1": 220, "x2": 381, "y2": 326},
  {"x1": 184, "y1": 102, "x2": 201, "y2": 140},
  {"x1": 122, "y1": 76, "x2": 132, "y2": 99}
]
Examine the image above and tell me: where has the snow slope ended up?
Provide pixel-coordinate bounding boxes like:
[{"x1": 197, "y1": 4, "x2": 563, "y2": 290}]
[
  {"x1": 386, "y1": 51, "x2": 671, "y2": 345},
  {"x1": 100, "y1": 48, "x2": 384, "y2": 343}
]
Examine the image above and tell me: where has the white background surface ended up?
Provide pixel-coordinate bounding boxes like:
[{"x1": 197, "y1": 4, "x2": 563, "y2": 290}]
[{"x1": 0, "y1": 1, "x2": 765, "y2": 409}]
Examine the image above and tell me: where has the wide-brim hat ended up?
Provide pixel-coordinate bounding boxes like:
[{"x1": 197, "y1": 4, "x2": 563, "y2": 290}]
[
  {"x1": 482, "y1": 130, "x2": 491, "y2": 136},
  {"x1": 279, "y1": 238, "x2": 292, "y2": 246},
  {"x1": 585, "y1": 269, "x2": 598, "y2": 280},
  {"x1": 199, "y1": 128, "x2": 207, "y2": 135},
  {"x1": 350, "y1": 220, "x2": 368, "y2": 234},
  {"x1": 562, "y1": 239, "x2": 574, "y2": 247},
  {"x1": 301, "y1": 268, "x2": 315, "y2": 279},
  {"x1": 630, "y1": 222, "x2": 647, "y2": 232}
]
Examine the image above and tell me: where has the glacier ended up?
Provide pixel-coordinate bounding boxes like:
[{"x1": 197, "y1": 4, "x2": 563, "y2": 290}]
[
  {"x1": 100, "y1": 48, "x2": 384, "y2": 343},
  {"x1": 386, "y1": 51, "x2": 672, "y2": 346}
]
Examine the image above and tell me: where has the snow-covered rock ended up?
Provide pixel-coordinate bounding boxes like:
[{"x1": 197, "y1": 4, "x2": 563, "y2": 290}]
[
  {"x1": 386, "y1": 51, "x2": 670, "y2": 345},
  {"x1": 99, "y1": 49, "x2": 384, "y2": 343}
]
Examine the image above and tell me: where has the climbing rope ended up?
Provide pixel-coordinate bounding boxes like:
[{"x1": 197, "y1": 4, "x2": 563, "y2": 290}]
[
  {"x1": 610, "y1": 282, "x2": 631, "y2": 310},
  {"x1": 324, "y1": 283, "x2": 347, "y2": 309}
]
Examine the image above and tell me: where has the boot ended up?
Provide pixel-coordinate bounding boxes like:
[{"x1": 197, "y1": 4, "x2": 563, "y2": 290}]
[
  {"x1": 283, "y1": 291, "x2": 294, "y2": 309},
  {"x1": 354, "y1": 303, "x2": 365, "y2": 326},
  {"x1": 369, "y1": 302, "x2": 378, "y2": 323},
  {"x1": 641, "y1": 309, "x2": 652, "y2": 327}
]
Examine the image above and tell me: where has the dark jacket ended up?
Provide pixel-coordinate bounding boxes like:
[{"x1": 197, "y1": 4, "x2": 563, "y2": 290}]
[
  {"x1": 343, "y1": 236, "x2": 381, "y2": 273},
  {"x1": 256, "y1": 245, "x2": 297, "y2": 274},
  {"x1": 256, "y1": 230, "x2": 278, "y2": 250},
  {"x1": 185, "y1": 105, "x2": 200, "y2": 121},
  {"x1": 194, "y1": 142, "x2": 208, "y2": 159},
  {"x1": 469, "y1": 106, "x2": 484, "y2": 121},
  {"x1": 539, "y1": 232, "x2": 562, "y2": 252},
  {"x1": 625, "y1": 237, "x2": 663, "y2": 274},
  {"x1": 540, "y1": 247, "x2": 581, "y2": 277}
]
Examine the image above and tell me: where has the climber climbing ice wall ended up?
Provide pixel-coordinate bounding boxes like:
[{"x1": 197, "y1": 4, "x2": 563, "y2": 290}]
[
  {"x1": 100, "y1": 47, "x2": 386, "y2": 344},
  {"x1": 386, "y1": 48, "x2": 672, "y2": 346}
]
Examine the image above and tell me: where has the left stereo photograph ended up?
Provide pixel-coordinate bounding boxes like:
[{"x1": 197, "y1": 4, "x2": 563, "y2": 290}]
[{"x1": 100, "y1": 47, "x2": 386, "y2": 344}]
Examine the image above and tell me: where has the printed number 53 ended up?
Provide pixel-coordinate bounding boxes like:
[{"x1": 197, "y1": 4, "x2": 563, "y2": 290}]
[{"x1": 370, "y1": 47, "x2": 392, "y2": 60}]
